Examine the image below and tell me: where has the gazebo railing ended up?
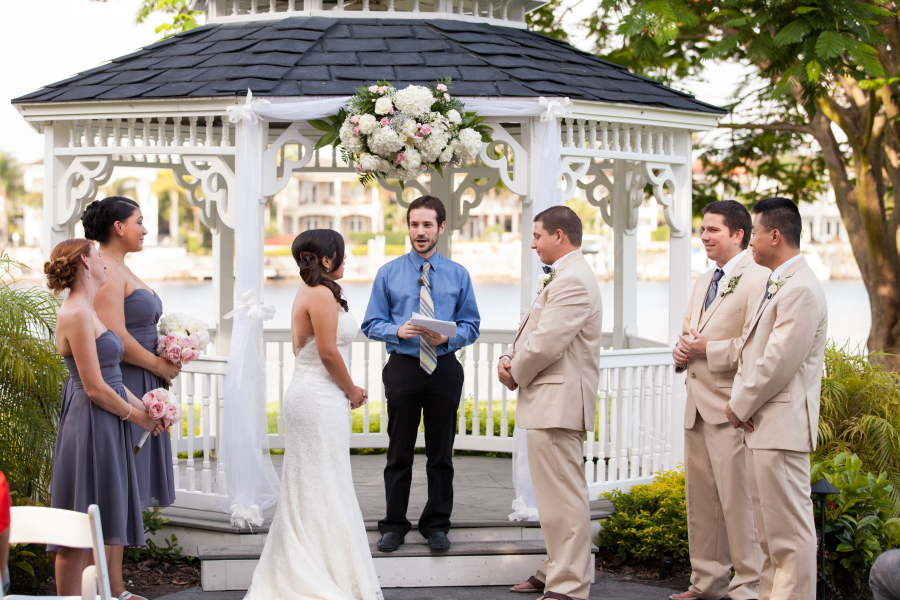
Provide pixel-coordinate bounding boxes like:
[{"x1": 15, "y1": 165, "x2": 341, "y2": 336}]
[{"x1": 169, "y1": 330, "x2": 678, "y2": 508}]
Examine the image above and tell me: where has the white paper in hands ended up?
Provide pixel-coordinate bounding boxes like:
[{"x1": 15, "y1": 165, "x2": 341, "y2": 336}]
[{"x1": 411, "y1": 312, "x2": 457, "y2": 338}]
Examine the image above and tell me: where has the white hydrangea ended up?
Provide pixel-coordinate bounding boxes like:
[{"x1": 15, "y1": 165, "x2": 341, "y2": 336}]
[
  {"x1": 357, "y1": 153, "x2": 381, "y2": 172},
  {"x1": 374, "y1": 97, "x2": 393, "y2": 115},
  {"x1": 378, "y1": 158, "x2": 393, "y2": 172},
  {"x1": 439, "y1": 145, "x2": 454, "y2": 164},
  {"x1": 404, "y1": 147, "x2": 422, "y2": 171},
  {"x1": 457, "y1": 128, "x2": 481, "y2": 145},
  {"x1": 417, "y1": 130, "x2": 449, "y2": 163},
  {"x1": 447, "y1": 109, "x2": 462, "y2": 124},
  {"x1": 339, "y1": 121, "x2": 365, "y2": 153},
  {"x1": 455, "y1": 140, "x2": 482, "y2": 162},
  {"x1": 367, "y1": 126, "x2": 404, "y2": 155},
  {"x1": 401, "y1": 120, "x2": 419, "y2": 139},
  {"x1": 358, "y1": 114, "x2": 378, "y2": 135},
  {"x1": 394, "y1": 85, "x2": 435, "y2": 118}
]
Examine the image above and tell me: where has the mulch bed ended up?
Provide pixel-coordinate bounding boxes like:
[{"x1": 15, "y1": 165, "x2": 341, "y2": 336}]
[
  {"x1": 596, "y1": 550, "x2": 691, "y2": 591},
  {"x1": 122, "y1": 558, "x2": 200, "y2": 600}
]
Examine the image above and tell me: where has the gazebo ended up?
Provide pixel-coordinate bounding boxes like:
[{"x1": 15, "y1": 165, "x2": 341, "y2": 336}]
[{"x1": 14, "y1": 0, "x2": 724, "y2": 588}]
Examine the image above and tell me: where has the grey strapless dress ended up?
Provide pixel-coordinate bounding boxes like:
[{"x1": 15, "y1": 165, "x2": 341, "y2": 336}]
[
  {"x1": 121, "y1": 288, "x2": 176, "y2": 508},
  {"x1": 49, "y1": 330, "x2": 145, "y2": 548}
]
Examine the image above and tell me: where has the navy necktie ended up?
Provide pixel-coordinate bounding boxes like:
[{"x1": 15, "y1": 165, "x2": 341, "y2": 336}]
[
  {"x1": 542, "y1": 266, "x2": 553, "y2": 274},
  {"x1": 705, "y1": 269, "x2": 724, "y2": 310}
]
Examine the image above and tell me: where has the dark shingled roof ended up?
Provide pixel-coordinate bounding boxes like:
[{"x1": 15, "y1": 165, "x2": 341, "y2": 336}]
[{"x1": 13, "y1": 18, "x2": 725, "y2": 114}]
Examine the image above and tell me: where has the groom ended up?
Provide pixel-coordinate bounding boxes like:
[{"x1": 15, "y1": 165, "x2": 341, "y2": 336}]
[
  {"x1": 362, "y1": 195, "x2": 481, "y2": 553},
  {"x1": 499, "y1": 206, "x2": 602, "y2": 600}
]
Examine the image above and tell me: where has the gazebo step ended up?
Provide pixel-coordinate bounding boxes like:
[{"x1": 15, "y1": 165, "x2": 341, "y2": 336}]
[
  {"x1": 153, "y1": 503, "x2": 614, "y2": 557},
  {"x1": 199, "y1": 540, "x2": 599, "y2": 590}
]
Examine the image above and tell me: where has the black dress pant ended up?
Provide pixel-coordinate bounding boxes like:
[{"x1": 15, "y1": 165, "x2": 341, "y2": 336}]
[{"x1": 379, "y1": 352, "x2": 464, "y2": 538}]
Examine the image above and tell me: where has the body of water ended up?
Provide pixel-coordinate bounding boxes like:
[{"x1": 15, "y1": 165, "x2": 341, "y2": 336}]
[{"x1": 152, "y1": 278, "x2": 871, "y2": 347}]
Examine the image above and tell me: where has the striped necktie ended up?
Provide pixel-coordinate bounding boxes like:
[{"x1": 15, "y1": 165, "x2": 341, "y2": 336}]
[
  {"x1": 705, "y1": 268, "x2": 724, "y2": 310},
  {"x1": 419, "y1": 261, "x2": 437, "y2": 375}
]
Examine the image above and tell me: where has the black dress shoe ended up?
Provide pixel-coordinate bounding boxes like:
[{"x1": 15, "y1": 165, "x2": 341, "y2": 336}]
[
  {"x1": 427, "y1": 531, "x2": 451, "y2": 552},
  {"x1": 377, "y1": 532, "x2": 404, "y2": 552}
]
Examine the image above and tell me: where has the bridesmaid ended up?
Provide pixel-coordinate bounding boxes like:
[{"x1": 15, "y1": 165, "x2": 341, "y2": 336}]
[
  {"x1": 83, "y1": 197, "x2": 179, "y2": 509},
  {"x1": 45, "y1": 239, "x2": 163, "y2": 599}
]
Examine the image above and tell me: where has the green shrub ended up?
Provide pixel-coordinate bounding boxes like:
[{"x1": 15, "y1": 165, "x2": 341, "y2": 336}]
[
  {"x1": 347, "y1": 232, "x2": 407, "y2": 246},
  {"x1": 125, "y1": 508, "x2": 191, "y2": 564},
  {"x1": 597, "y1": 467, "x2": 688, "y2": 562},
  {"x1": 0, "y1": 256, "x2": 67, "y2": 504},
  {"x1": 7, "y1": 493, "x2": 54, "y2": 594},
  {"x1": 817, "y1": 344, "x2": 900, "y2": 510},
  {"x1": 812, "y1": 452, "x2": 900, "y2": 594}
]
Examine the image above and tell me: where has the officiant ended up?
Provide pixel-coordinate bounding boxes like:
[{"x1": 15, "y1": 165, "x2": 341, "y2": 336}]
[{"x1": 362, "y1": 195, "x2": 481, "y2": 554}]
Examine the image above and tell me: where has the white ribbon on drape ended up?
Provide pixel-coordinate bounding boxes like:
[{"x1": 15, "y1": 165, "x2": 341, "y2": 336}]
[{"x1": 216, "y1": 91, "x2": 569, "y2": 525}]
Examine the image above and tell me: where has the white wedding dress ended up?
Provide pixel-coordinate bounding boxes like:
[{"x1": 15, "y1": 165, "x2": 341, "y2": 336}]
[{"x1": 243, "y1": 311, "x2": 383, "y2": 600}]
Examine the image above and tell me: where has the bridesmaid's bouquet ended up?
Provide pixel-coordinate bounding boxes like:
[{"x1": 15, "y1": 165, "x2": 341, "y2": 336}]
[
  {"x1": 157, "y1": 313, "x2": 210, "y2": 365},
  {"x1": 135, "y1": 388, "x2": 182, "y2": 454}
]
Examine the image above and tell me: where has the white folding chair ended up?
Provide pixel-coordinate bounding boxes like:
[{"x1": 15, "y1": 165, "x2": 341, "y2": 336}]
[{"x1": 4, "y1": 505, "x2": 112, "y2": 600}]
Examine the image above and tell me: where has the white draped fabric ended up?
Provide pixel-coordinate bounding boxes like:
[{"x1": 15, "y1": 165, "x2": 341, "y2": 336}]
[{"x1": 218, "y1": 92, "x2": 569, "y2": 524}]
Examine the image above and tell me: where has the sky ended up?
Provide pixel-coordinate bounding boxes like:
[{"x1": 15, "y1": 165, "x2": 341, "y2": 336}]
[{"x1": 0, "y1": 0, "x2": 743, "y2": 164}]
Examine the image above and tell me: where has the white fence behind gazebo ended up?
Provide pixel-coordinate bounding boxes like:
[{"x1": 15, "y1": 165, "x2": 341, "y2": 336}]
[{"x1": 169, "y1": 331, "x2": 675, "y2": 511}]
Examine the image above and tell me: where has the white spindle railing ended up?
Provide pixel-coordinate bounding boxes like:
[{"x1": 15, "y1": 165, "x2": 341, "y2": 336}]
[
  {"x1": 560, "y1": 120, "x2": 685, "y2": 165},
  {"x1": 208, "y1": 0, "x2": 525, "y2": 23},
  {"x1": 168, "y1": 330, "x2": 679, "y2": 509}
]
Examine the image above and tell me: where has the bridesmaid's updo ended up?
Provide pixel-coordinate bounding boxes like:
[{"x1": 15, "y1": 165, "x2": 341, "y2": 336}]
[
  {"x1": 291, "y1": 229, "x2": 348, "y2": 312},
  {"x1": 44, "y1": 239, "x2": 94, "y2": 294},
  {"x1": 82, "y1": 196, "x2": 140, "y2": 243}
]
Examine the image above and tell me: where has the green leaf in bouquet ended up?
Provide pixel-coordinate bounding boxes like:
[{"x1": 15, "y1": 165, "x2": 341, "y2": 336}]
[
  {"x1": 308, "y1": 119, "x2": 335, "y2": 133},
  {"x1": 314, "y1": 132, "x2": 339, "y2": 151}
]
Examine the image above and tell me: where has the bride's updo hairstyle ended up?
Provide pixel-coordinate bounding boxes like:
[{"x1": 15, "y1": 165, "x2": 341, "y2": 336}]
[
  {"x1": 82, "y1": 196, "x2": 140, "y2": 243},
  {"x1": 291, "y1": 229, "x2": 348, "y2": 312},
  {"x1": 44, "y1": 239, "x2": 94, "y2": 294}
]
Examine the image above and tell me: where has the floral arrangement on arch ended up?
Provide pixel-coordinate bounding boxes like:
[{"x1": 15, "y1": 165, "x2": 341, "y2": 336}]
[{"x1": 311, "y1": 78, "x2": 493, "y2": 184}]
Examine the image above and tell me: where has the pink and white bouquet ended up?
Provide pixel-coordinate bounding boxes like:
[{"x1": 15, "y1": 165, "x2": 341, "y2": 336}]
[
  {"x1": 134, "y1": 388, "x2": 182, "y2": 454},
  {"x1": 157, "y1": 312, "x2": 210, "y2": 366},
  {"x1": 310, "y1": 77, "x2": 492, "y2": 184}
]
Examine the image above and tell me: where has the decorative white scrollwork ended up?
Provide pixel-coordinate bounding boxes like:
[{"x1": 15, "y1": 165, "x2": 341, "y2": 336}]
[
  {"x1": 182, "y1": 155, "x2": 236, "y2": 230},
  {"x1": 479, "y1": 122, "x2": 528, "y2": 197},
  {"x1": 173, "y1": 164, "x2": 218, "y2": 233},
  {"x1": 450, "y1": 167, "x2": 500, "y2": 231},
  {"x1": 378, "y1": 177, "x2": 430, "y2": 208},
  {"x1": 642, "y1": 161, "x2": 686, "y2": 236},
  {"x1": 262, "y1": 122, "x2": 316, "y2": 197},
  {"x1": 560, "y1": 157, "x2": 592, "y2": 202},
  {"x1": 578, "y1": 160, "x2": 615, "y2": 227},
  {"x1": 58, "y1": 156, "x2": 113, "y2": 227}
]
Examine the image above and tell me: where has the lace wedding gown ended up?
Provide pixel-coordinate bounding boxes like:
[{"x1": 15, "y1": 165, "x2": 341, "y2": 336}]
[{"x1": 244, "y1": 311, "x2": 383, "y2": 600}]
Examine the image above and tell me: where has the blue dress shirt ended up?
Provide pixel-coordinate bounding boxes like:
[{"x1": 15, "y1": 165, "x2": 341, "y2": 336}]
[{"x1": 362, "y1": 250, "x2": 481, "y2": 356}]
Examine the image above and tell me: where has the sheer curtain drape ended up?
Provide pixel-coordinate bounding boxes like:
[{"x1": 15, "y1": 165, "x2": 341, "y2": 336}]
[{"x1": 218, "y1": 93, "x2": 568, "y2": 525}]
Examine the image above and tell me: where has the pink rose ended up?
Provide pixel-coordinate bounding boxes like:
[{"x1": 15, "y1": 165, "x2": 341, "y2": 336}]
[
  {"x1": 178, "y1": 337, "x2": 192, "y2": 349},
  {"x1": 380, "y1": 117, "x2": 389, "y2": 126},
  {"x1": 437, "y1": 83, "x2": 448, "y2": 92},
  {"x1": 164, "y1": 403, "x2": 180, "y2": 424},
  {"x1": 181, "y1": 348, "x2": 197, "y2": 363},
  {"x1": 396, "y1": 152, "x2": 406, "y2": 164},
  {"x1": 378, "y1": 86, "x2": 387, "y2": 94},
  {"x1": 166, "y1": 345, "x2": 182, "y2": 363},
  {"x1": 189, "y1": 333, "x2": 202, "y2": 350},
  {"x1": 149, "y1": 401, "x2": 165, "y2": 420},
  {"x1": 420, "y1": 124, "x2": 432, "y2": 135},
  {"x1": 155, "y1": 388, "x2": 170, "y2": 403},
  {"x1": 444, "y1": 93, "x2": 451, "y2": 101},
  {"x1": 142, "y1": 391, "x2": 157, "y2": 408},
  {"x1": 157, "y1": 336, "x2": 166, "y2": 352},
  {"x1": 389, "y1": 108, "x2": 394, "y2": 115},
  {"x1": 351, "y1": 114, "x2": 361, "y2": 123},
  {"x1": 354, "y1": 126, "x2": 361, "y2": 135}
]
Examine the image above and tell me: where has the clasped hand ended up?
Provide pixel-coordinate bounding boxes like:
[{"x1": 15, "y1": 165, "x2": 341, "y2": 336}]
[
  {"x1": 398, "y1": 321, "x2": 449, "y2": 346},
  {"x1": 724, "y1": 402, "x2": 754, "y2": 433},
  {"x1": 497, "y1": 356, "x2": 517, "y2": 391},
  {"x1": 348, "y1": 386, "x2": 368, "y2": 409},
  {"x1": 673, "y1": 328, "x2": 708, "y2": 367}
]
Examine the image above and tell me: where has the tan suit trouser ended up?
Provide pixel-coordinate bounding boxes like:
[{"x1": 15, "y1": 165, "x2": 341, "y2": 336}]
[
  {"x1": 685, "y1": 415, "x2": 761, "y2": 600},
  {"x1": 746, "y1": 448, "x2": 816, "y2": 600},
  {"x1": 527, "y1": 428, "x2": 592, "y2": 600}
]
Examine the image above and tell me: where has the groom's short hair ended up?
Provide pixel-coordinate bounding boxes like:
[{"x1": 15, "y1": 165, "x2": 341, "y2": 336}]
[
  {"x1": 534, "y1": 206, "x2": 583, "y2": 247},
  {"x1": 407, "y1": 195, "x2": 446, "y2": 227},
  {"x1": 702, "y1": 200, "x2": 752, "y2": 249}
]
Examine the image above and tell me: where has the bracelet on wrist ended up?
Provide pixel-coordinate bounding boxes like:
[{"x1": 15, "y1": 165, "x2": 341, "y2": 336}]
[{"x1": 122, "y1": 404, "x2": 134, "y2": 421}]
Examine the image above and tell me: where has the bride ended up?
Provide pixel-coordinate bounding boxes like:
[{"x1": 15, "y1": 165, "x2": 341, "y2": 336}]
[{"x1": 243, "y1": 229, "x2": 383, "y2": 600}]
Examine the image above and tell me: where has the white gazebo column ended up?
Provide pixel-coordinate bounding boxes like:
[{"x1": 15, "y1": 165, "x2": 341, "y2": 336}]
[
  {"x1": 333, "y1": 177, "x2": 342, "y2": 234},
  {"x1": 42, "y1": 121, "x2": 72, "y2": 257},
  {"x1": 213, "y1": 225, "x2": 235, "y2": 354},
  {"x1": 612, "y1": 160, "x2": 638, "y2": 350}
]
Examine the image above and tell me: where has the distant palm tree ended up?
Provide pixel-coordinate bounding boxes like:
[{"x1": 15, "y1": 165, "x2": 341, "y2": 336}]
[
  {"x1": 0, "y1": 255, "x2": 66, "y2": 503},
  {"x1": 0, "y1": 154, "x2": 25, "y2": 251}
]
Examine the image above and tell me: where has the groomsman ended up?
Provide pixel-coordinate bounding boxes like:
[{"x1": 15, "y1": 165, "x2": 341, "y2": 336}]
[
  {"x1": 671, "y1": 200, "x2": 769, "y2": 600},
  {"x1": 362, "y1": 195, "x2": 481, "y2": 553},
  {"x1": 726, "y1": 197, "x2": 827, "y2": 600}
]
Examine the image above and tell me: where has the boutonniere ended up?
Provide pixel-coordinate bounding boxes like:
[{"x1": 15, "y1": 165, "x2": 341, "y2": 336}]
[
  {"x1": 719, "y1": 274, "x2": 742, "y2": 298},
  {"x1": 766, "y1": 277, "x2": 786, "y2": 299},
  {"x1": 537, "y1": 271, "x2": 557, "y2": 292}
]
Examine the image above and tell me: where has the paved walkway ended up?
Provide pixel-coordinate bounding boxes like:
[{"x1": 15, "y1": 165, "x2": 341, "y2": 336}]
[{"x1": 157, "y1": 580, "x2": 681, "y2": 600}]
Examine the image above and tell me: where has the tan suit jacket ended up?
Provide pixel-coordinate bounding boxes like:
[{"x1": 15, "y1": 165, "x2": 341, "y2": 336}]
[
  {"x1": 731, "y1": 256, "x2": 828, "y2": 452},
  {"x1": 511, "y1": 251, "x2": 603, "y2": 431},
  {"x1": 679, "y1": 253, "x2": 770, "y2": 428}
]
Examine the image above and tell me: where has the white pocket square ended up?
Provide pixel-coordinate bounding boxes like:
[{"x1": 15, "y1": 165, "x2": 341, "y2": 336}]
[{"x1": 533, "y1": 303, "x2": 542, "y2": 309}]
